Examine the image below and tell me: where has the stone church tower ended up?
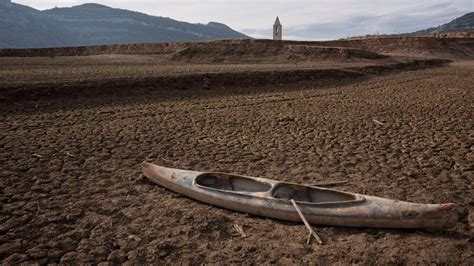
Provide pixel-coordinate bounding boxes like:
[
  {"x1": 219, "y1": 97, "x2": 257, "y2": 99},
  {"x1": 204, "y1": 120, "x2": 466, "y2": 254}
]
[{"x1": 273, "y1": 17, "x2": 282, "y2": 40}]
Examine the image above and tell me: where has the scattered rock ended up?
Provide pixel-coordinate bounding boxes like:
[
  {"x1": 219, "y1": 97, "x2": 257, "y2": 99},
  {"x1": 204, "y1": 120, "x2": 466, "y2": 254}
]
[
  {"x1": 60, "y1": 252, "x2": 89, "y2": 262},
  {"x1": 0, "y1": 239, "x2": 24, "y2": 256},
  {"x1": 98, "y1": 262, "x2": 113, "y2": 266},
  {"x1": 3, "y1": 253, "x2": 28, "y2": 263},
  {"x1": 107, "y1": 250, "x2": 127, "y2": 264},
  {"x1": 468, "y1": 209, "x2": 474, "y2": 228},
  {"x1": 26, "y1": 247, "x2": 47, "y2": 260}
]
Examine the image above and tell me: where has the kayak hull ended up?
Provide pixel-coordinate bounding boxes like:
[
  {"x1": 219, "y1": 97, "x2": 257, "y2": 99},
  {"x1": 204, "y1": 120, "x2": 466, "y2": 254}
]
[{"x1": 142, "y1": 162, "x2": 458, "y2": 229}]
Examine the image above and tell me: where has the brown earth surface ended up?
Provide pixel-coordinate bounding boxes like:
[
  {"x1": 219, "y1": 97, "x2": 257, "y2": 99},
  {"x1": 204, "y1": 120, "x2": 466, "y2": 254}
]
[
  {"x1": 1, "y1": 53, "x2": 473, "y2": 264},
  {"x1": 0, "y1": 54, "x2": 394, "y2": 87},
  {"x1": 0, "y1": 51, "x2": 449, "y2": 103}
]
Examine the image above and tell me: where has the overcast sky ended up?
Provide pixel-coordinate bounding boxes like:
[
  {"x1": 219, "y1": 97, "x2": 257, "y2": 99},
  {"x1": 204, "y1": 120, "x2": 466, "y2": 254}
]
[{"x1": 14, "y1": 0, "x2": 474, "y2": 40}]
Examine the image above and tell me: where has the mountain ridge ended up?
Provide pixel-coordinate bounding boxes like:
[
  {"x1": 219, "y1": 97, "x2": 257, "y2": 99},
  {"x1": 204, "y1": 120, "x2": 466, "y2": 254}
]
[
  {"x1": 412, "y1": 12, "x2": 474, "y2": 35},
  {"x1": 0, "y1": 1, "x2": 249, "y2": 48}
]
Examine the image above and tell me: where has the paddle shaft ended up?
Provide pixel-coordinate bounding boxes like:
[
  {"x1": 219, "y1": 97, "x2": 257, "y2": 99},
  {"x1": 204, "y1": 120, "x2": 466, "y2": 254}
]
[
  {"x1": 290, "y1": 199, "x2": 323, "y2": 245},
  {"x1": 312, "y1": 180, "x2": 349, "y2": 187}
]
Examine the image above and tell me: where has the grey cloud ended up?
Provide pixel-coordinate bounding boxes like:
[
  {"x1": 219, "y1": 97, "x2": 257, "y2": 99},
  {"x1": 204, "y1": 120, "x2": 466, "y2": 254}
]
[
  {"x1": 14, "y1": 0, "x2": 474, "y2": 40},
  {"x1": 279, "y1": 3, "x2": 471, "y2": 40}
]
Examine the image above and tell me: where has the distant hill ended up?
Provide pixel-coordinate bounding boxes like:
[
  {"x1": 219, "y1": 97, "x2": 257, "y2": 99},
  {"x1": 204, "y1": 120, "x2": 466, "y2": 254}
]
[
  {"x1": 0, "y1": 1, "x2": 249, "y2": 48},
  {"x1": 412, "y1": 12, "x2": 474, "y2": 35}
]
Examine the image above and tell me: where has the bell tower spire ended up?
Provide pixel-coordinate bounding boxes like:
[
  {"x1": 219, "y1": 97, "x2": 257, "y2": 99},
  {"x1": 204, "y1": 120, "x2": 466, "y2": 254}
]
[{"x1": 273, "y1": 16, "x2": 282, "y2": 40}]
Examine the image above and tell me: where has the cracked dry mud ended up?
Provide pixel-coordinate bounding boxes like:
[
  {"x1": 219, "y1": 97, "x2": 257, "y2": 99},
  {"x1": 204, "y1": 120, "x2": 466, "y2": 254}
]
[{"x1": 1, "y1": 61, "x2": 473, "y2": 264}]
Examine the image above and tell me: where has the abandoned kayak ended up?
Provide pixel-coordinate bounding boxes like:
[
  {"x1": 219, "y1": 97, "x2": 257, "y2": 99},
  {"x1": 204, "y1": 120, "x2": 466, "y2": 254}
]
[{"x1": 142, "y1": 162, "x2": 458, "y2": 229}]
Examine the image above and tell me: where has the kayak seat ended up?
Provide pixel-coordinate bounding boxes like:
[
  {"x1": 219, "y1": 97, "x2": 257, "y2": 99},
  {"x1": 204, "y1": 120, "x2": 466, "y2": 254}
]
[
  {"x1": 272, "y1": 183, "x2": 357, "y2": 203},
  {"x1": 196, "y1": 173, "x2": 271, "y2": 193}
]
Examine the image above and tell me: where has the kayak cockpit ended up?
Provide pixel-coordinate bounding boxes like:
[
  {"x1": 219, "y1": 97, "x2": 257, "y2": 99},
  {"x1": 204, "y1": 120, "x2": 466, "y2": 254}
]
[
  {"x1": 195, "y1": 172, "x2": 364, "y2": 205},
  {"x1": 195, "y1": 173, "x2": 272, "y2": 192},
  {"x1": 271, "y1": 183, "x2": 363, "y2": 204}
]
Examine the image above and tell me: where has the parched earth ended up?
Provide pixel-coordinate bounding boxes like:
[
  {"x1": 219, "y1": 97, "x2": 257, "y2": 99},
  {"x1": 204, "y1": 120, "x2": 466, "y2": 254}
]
[{"x1": 1, "y1": 61, "x2": 473, "y2": 264}]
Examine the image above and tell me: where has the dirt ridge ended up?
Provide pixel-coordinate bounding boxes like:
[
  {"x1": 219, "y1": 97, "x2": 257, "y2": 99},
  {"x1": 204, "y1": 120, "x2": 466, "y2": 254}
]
[
  {"x1": 0, "y1": 37, "x2": 472, "y2": 58},
  {"x1": 171, "y1": 43, "x2": 386, "y2": 63},
  {"x1": 0, "y1": 59, "x2": 450, "y2": 103}
]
